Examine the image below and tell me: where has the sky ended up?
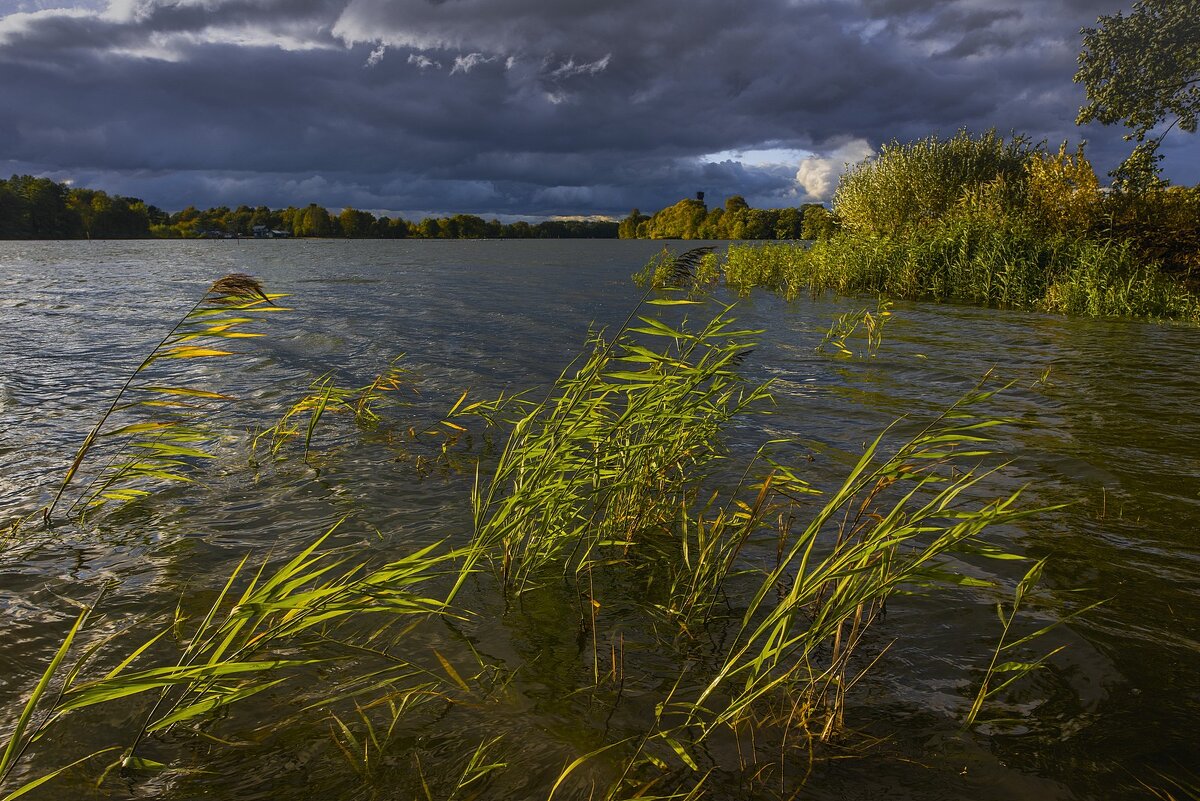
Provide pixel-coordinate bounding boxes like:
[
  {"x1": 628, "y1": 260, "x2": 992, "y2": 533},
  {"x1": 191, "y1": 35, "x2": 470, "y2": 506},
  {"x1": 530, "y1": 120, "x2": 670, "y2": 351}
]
[{"x1": 0, "y1": 0, "x2": 1195, "y2": 218}]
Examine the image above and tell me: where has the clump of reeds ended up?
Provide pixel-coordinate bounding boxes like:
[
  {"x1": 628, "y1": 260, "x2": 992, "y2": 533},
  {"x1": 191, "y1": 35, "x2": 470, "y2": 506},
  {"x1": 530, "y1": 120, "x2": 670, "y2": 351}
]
[
  {"x1": 466, "y1": 300, "x2": 768, "y2": 595},
  {"x1": 725, "y1": 130, "x2": 1200, "y2": 323},
  {"x1": 633, "y1": 246, "x2": 719, "y2": 291},
  {"x1": 1, "y1": 273, "x2": 1087, "y2": 801},
  {"x1": 251, "y1": 357, "x2": 415, "y2": 463},
  {"x1": 833, "y1": 128, "x2": 1035, "y2": 237},
  {"x1": 817, "y1": 296, "x2": 893, "y2": 357}
]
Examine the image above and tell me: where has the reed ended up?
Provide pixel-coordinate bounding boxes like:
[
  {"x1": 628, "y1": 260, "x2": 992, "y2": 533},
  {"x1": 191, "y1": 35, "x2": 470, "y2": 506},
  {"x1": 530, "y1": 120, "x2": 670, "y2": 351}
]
[
  {"x1": 0, "y1": 520, "x2": 467, "y2": 798},
  {"x1": 833, "y1": 129, "x2": 1035, "y2": 237},
  {"x1": 633, "y1": 246, "x2": 719, "y2": 291},
  {"x1": 720, "y1": 222, "x2": 1200, "y2": 322},
  {"x1": 467, "y1": 299, "x2": 770, "y2": 595},
  {"x1": 39, "y1": 273, "x2": 289, "y2": 524},
  {"x1": 251, "y1": 357, "x2": 413, "y2": 463},
  {"x1": 1, "y1": 274, "x2": 1087, "y2": 801},
  {"x1": 817, "y1": 297, "x2": 893, "y2": 358}
]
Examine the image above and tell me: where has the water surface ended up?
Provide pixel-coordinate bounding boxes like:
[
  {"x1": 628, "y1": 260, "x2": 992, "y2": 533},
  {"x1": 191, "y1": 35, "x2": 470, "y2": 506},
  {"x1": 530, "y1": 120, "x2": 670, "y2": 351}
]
[{"x1": 1, "y1": 240, "x2": 1197, "y2": 800}]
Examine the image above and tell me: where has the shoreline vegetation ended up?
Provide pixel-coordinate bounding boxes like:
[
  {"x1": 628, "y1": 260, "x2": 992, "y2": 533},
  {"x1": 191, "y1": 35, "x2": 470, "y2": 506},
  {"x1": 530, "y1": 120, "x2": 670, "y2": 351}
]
[
  {"x1": 4, "y1": 129, "x2": 1199, "y2": 324},
  {"x1": 635, "y1": 131, "x2": 1200, "y2": 323},
  {"x1": 0, "y1": 177, "x2": 822, "y2": 243}
]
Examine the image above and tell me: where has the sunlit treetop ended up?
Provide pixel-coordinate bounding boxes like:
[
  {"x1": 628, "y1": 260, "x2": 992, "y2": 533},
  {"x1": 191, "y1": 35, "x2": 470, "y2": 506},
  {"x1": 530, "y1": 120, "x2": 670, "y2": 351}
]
[{"x1": 1075, "y1": 0, "x2": 1200, "y2": 188}]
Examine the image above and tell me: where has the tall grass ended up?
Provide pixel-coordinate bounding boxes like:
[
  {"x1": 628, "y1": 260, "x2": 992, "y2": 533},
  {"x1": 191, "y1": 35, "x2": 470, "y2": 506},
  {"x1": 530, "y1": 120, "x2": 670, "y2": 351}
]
[
  {"x1": 721, "y1": 221, "x2": 1200, "y2": 321},
  {"x1": 468, "y1": 300, "x2": 769, "y2": 595},
  {"x1": 0, "y1": 520, "x2": 465, "y2": 798},
  {"x1": 751, "y1": 128, "x2": 1200, "y2": 323},
  {"x1": 38, "y1": 274, "x2": 290, "y2": 524},
  {"x1": 1, "y1": 274, "x2": 1084, "y2": 800}
]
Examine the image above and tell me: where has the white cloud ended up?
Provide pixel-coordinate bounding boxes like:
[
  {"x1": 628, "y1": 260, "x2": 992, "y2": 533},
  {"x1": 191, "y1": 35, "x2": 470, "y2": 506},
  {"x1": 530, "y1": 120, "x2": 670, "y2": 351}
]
[
  {"x1": 704, "y1": 147, "x2": 815, "y2": 167},
  {"x1": 450, "y1": 52, "x2": 494, "y2": 75},
  {"x1": 103, "y1": 0, "x2": 148, "y2": 22},
  {"x1": 406, "y1": 52, "x2": 441, "y2": 70},
  {"x1": 549, "y1": 53, "x2": 610, "y2": 79},
  {"x1": 0, "y1": 7, "x2": 92, "y2": 43},
  {"x1": 364, "y1": 43, "x2": 385, "y2": 67},
  {"x1": 793, "y1": 138, "x2": 875, "y2": 201}
]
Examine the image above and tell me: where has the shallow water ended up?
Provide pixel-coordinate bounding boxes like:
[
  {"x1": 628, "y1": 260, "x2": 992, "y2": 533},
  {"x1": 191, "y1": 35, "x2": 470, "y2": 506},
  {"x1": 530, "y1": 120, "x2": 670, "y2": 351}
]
[{"x1": 0, "y1": 239, "x2": 1197, "y2": 800}]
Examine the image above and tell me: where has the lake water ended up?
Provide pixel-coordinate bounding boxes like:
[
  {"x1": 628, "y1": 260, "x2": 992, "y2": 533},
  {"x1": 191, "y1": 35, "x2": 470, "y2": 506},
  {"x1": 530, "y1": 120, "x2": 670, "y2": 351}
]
[{"x1": 1, "y1": 239, "x2": 1198, "y2": 800}]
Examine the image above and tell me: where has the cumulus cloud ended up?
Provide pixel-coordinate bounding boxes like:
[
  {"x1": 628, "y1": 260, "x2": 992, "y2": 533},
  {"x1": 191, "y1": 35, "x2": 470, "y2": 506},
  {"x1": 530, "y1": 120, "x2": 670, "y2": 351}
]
[
  {"x1": 0, "y1": 0, "x2": 1194, "y2": 217},
  {"x1": 794, "y1": 139, "x2": 877, "y2": 201}
]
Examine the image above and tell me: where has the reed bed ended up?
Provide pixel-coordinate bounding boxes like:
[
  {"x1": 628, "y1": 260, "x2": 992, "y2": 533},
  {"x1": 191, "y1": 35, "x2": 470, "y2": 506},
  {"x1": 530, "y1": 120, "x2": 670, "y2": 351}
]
[
  {"x1": 720, "y1": 222, "x2": 1200, "y2": 322},
  {"x1": 0, "y1": 271, "x2": 1081, "y2": 801}
]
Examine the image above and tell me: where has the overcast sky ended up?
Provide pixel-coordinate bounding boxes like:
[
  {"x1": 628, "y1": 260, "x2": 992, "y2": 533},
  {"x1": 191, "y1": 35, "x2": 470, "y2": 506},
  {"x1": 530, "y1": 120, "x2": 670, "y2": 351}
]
[{"x1": 0, "y1": 0, "x2": 1194, "y2": 218}]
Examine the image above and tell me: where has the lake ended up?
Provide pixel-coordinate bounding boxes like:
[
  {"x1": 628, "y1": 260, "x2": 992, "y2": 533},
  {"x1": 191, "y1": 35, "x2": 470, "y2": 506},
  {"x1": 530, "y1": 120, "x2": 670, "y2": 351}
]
[{"x1": 1, "y1": 239, "x2": 1198, "y2": 800}]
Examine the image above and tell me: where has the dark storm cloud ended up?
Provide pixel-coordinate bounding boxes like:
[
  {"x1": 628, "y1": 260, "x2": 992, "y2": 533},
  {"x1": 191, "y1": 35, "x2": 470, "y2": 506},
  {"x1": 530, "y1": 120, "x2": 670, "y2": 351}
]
[{"x1": 0, "y1": 0, "x2": 1193, "y2": 216}]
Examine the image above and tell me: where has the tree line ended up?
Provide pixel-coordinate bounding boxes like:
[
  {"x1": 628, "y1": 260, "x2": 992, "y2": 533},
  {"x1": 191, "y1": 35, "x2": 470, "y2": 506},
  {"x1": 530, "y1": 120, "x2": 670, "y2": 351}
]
[
  {"x1": 1, "y1": 174, "x2": 831, "y2": 241},
  {"x1": 0, "y1": 176, "x2": 164, "y2": 239},
  {"x1": 618, "y1": 196, "x2": 835, "y2": 240},
  {"x1": 0, "y1": 177, "x2": 621, "y2": 240}
]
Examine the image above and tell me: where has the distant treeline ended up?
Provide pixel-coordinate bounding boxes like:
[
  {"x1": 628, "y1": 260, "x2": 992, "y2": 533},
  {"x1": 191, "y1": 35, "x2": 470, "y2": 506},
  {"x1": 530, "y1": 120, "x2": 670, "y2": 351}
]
[
  {"x1": 0, "y1": 176, "x2": 618, "y2": 240},
  {"x1": 0, "y1": 175, "x2": 163, "y2": 239},
  {"x1": 0, "y1": 174, "x2": 824, "y2": 241}
]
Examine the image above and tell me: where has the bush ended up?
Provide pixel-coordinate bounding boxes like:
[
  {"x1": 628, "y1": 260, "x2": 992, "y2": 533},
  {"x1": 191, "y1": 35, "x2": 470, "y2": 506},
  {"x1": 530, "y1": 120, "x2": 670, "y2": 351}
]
[
  {"x1": 1101, "y1": 185, "x2": 1200, "y2": 286},
  {"x1": 833, "y1": 129, "x2": 1035, "y2": 236}
]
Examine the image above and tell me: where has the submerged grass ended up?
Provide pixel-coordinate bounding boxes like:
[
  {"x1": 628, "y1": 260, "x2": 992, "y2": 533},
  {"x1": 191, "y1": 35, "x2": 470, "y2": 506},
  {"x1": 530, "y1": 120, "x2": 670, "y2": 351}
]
[{"x1": 0, "y1": 272, "x2": 1090, "y2": 800}]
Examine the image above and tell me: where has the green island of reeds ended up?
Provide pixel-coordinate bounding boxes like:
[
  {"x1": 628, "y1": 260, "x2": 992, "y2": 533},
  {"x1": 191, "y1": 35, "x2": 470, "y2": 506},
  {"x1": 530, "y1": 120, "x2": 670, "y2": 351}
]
[{"x1": 0, "y1": 268, "x2": 1097, "y2": 801}]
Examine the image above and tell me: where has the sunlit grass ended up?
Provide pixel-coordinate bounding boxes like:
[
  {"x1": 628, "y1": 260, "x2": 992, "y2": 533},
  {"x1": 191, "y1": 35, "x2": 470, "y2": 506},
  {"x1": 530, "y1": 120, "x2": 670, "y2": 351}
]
[
  {"x1": 720, "y1": 222, "x2": 1200, "y2": 322},
  {"x1": 0, "y1": 271, "x2": 1089, "y2": 800}
]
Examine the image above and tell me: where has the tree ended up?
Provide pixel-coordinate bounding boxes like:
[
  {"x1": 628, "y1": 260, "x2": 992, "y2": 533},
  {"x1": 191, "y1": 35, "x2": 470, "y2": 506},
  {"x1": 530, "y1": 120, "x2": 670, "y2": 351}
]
[
  {"x1": 774, "y1": 207, "x2": 803, "y2": 240},
  {"x1": 294, "y1": 204, "x2": 333, "y2": 237},
  {"x1": 1075, "y1": 0, "x2": 1200, "y2": 189},
  {"x1": 451, "y1": 214, "x2": 487, "y2": 238},
  {"x1": 618, "y1": 208, "x2": 648, "y2": 239},
  {"x1": 739, "y1": 209, "x2": 776, "y2": 240},
  {"x1": 338, "y1": 207, "x2": 376, "y2": 238},
  {"x1": 724, "y1": 195, "x2": 749, "y2": 214},
  {"x1": 801, "y1": 205, "x2": 839, "y2": 241},
  {"x1": 643, "y1": 198, "x2": 707, "y2": 239},
  {"x1": 416, "y1": 217, "x2": 439, "y2": 238}
]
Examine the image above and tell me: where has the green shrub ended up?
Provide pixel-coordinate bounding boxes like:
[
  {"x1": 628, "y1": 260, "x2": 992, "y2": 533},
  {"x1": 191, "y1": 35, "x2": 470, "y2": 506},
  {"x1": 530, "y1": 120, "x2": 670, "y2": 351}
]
[
  {"x1": 833, "y1": 129, "x2": 1035, "y2": 236},
  {"x1": 1101, "y1": 186, "x2": 1200, "y2": 285}
]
